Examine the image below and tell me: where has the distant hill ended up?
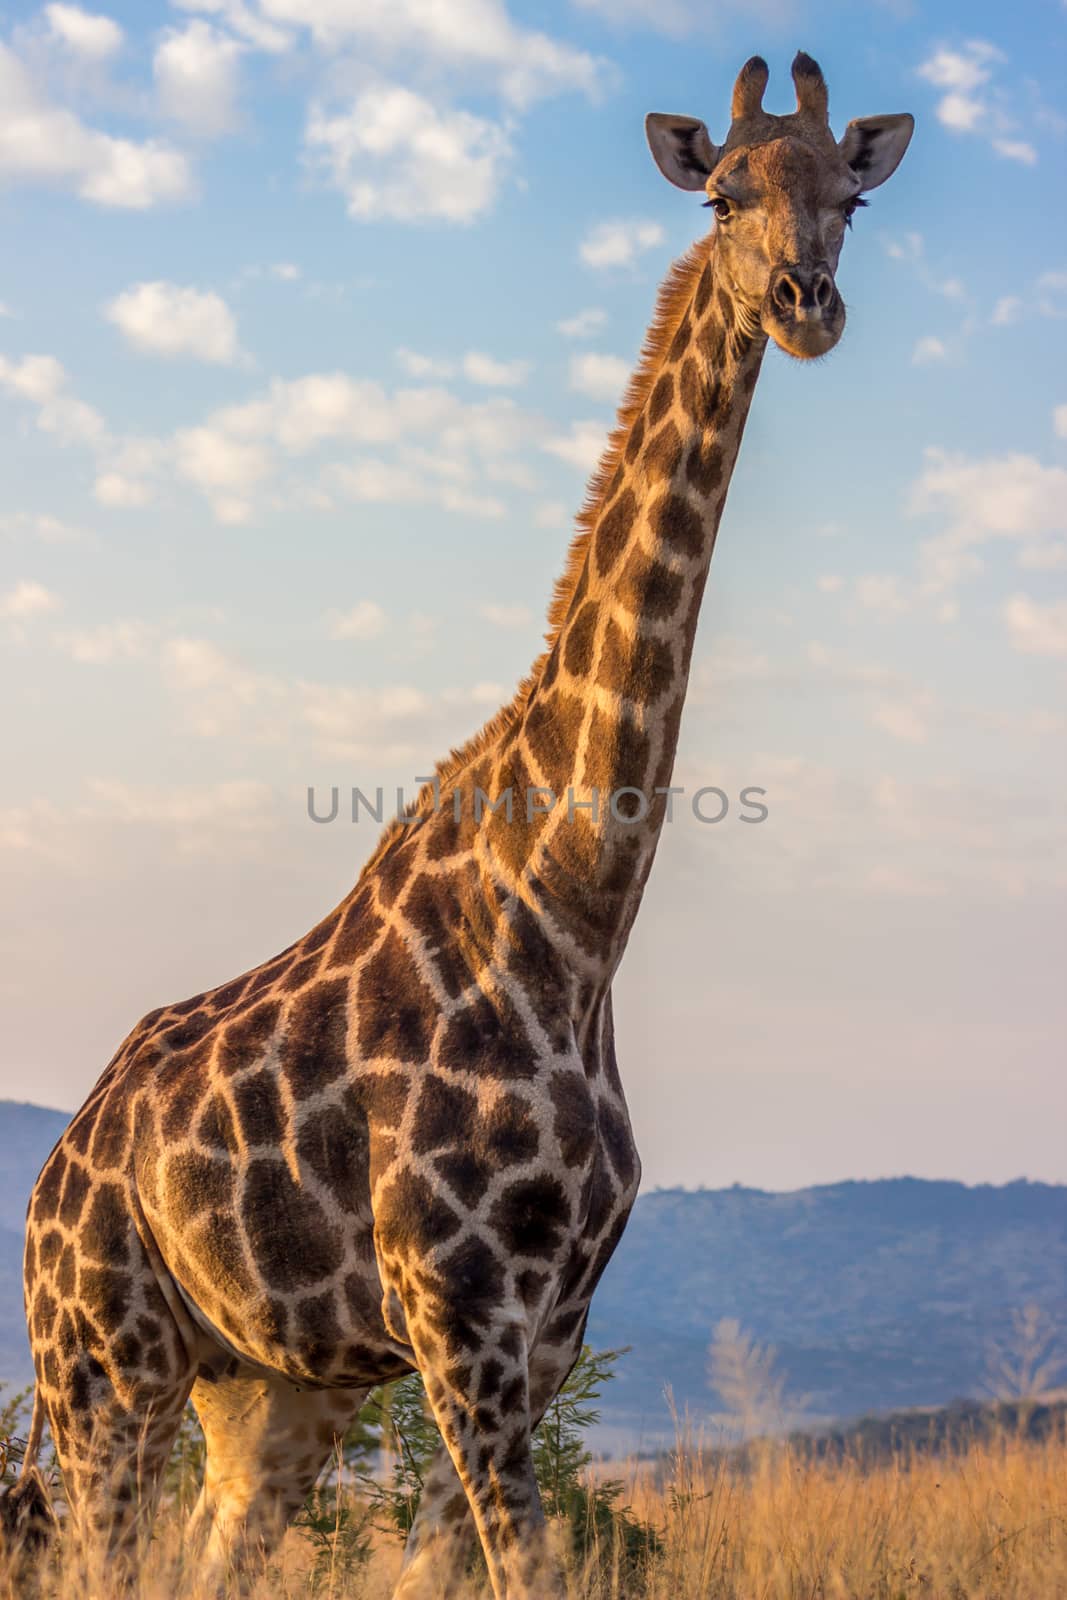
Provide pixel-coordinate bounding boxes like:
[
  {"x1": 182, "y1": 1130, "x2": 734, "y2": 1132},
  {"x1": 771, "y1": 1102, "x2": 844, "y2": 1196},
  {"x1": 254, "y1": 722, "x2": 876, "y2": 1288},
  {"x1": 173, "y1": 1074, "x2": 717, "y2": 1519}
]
[
  {"x1": 0, "y1": 1102, "x2": 69, "y2": 1389},
  {"x1": 1, "y1": 1102, "x2": 1065, "y2": 1449},
  {"x1": 586, "y1": 1180, "x2": 1067, "y2": 1446}
]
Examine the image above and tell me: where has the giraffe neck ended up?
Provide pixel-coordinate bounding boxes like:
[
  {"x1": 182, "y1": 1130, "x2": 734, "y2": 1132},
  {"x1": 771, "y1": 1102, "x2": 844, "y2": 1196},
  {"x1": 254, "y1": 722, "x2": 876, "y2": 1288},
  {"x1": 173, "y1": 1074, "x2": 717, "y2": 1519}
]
[{"x1": 484, "y1": 241, "x2": 767, "y2": 972}]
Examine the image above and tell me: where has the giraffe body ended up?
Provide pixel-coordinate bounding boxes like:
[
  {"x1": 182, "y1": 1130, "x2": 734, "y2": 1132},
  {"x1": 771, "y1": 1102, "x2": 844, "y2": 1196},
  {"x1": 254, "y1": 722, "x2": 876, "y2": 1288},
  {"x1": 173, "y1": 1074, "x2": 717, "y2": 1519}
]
[{"x1": 9, "y1": 54, "x2": 912, "y2": 1598}]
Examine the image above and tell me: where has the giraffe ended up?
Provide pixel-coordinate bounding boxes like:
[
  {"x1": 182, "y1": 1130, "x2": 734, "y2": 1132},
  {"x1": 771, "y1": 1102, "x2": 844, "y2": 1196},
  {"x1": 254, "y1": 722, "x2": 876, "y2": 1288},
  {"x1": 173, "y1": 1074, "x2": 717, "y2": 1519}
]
[{"x1": 3, "y1": 53, "x2": 912, "y2": 1599}]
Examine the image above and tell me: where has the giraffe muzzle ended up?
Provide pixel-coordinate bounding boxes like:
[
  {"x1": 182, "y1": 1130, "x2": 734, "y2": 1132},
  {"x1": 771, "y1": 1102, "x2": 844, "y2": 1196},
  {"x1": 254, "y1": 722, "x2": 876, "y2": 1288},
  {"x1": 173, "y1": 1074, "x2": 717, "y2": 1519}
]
[{"x1": 763, "y1": 263, "x2": 846, "y2": 359}]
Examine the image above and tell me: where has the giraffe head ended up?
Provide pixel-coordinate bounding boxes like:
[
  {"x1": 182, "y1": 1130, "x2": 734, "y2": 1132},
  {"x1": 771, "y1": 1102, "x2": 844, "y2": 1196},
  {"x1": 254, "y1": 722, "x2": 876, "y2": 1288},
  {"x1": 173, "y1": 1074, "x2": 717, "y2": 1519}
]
[{"x1": 646, "y1": 53, "x2": 913, "y2": 359}]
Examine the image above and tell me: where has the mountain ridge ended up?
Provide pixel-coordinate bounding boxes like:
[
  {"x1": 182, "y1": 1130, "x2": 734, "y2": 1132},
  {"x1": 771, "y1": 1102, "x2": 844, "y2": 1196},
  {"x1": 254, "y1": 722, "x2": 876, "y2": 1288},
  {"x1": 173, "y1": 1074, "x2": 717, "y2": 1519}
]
[{"x1": 2, "y1": 1101, "x2": 1064, "y2": 1448}]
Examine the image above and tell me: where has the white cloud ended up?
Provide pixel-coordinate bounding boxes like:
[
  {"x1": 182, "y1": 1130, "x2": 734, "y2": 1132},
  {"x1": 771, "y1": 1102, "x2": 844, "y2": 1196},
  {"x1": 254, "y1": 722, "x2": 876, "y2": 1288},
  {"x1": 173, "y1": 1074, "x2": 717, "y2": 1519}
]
[
  {"x1": 1019, "y1": 542, "x2": 1067, "y2": 571},
  {"x1": 871, "y1": 699, "x2": 931, "y2": 744},
  {"x1": 480, "y1": 602, "x2": 532, "y2": 629},
  {"x1": 219, "y1": 372, "x2": 455, "y2": 451},
  {"x1": 569, "y1": 351, "x2": 629, "y2": 402},
  {"x1": 200, "y1": 0, "x2": 604, "y2": 109},
  {"x1": 299, "y1": 678, "x2": 432, "y2": 762},
  {"x1": 855, "y1": 575, "x2": 909, "y2": 616},
  {"x1": 569, "y1": 0, "x2": 758, "y2": 35},
  {"x1": 173, "y1": 425, "x2": 271, "y2": 522},
  {"x1": 238, "y1": 260, "x2": 302, "y2": 285},
  {"x1": 219, "y1": 374, "x2": 533, "y2": 468},
  {"x1": 486, "y1": 457, "x2": 536, "y2": 489},
  {"x1": 992, "y1": 295, "x2": 1022, "y2": 326},
  {"x1": 884, "y1": 234, "x2": 971, "y2": 308},
  {"x1": 0, "y1": 579, "x2": 61, "y2": 619},
  {"x1": 0, "y1": 43, "x2": 191, "y2": 208},
  {"x1": 328, "y1": 600, "x2": 388, "y2": 640},
  {"x1": 1037, "y1": 271, "x2": 1067, "y2": 318},
  {"x1": 171, "y1": 0, "x2": 291, "y2": 55},
  {"x1": 557, "y1": 307, "x2": 607, "y2": 338},
  {"x1": 84, "y1": 777, "x2": 277, "y2": 856},
  {"x1": 917, "y1": 41, "x2": 1040, "y2": 165},
  {"x1": 992, "y1": 137, "x2": 1037, "y2": 164},
  {"x1": 884, "y1": 231, "x2": 923, "y2": 263},
  {"x1": 580, "y1": 218, "x2": 664, "y2": 270},
  {"x1": 817, "y1": 575, "x2": 844, "y2": 594},
  {"x1": 93, "y1": 471, "x2": 152, "y2": 507},
  {"x1": 990, "y1": 274, "x2": 1067, "y2": 330},
  {"x1": 1054, "y1": 403, "x2": 1067, "y2": 439},
  {"x1": 0, "y1": 352, "x2": 65, "y2": 404},
  {"x1": 105, "y1": 281, "x2": 240, "y2": 364},
  {"x1": 441, "y1": 679, "x2": 501, "y2": 706},
  {"x1": 154, "y1": 21, "x2": 243, "y2": 138},
  {"x1": 911, "y1": 447, "x2": 1067, "y2": 590},
  {"x1": 332, "y1": 459, "x2": 505, "y2": 519},
  {"x1": 542, "y1": 419, "x2": 608, "y2": 471},
  {"x1": 306, "y1": 84, "x2": 513, "y2": 224},
  {"x1": 1, "y1": 346, "x2": 538, "y2": 525},
  {"x1": 55, "y1": 620, "x2": 151, "y2": 661},
  {"x1": 163, "y1": 635, "x2": 283, "y2": 737},
  {"x1": 0, "y1": 510, "x2": 85, "y2": 541},
  {"x1": 935, "y1": 91, "x2": 984, "y2": 132},
  {"x1": 1003, "y1": 595, "x2": 1067, "y2": 658},
  {"x1": 463, "y1": 351, "x2": 530, "y2": 388},
  {"x1": 912, "y1": 335, "x2": 947, "y2": 365},
  {"x1": 155, "y1": 369, "x2": 535, "y2": 521},
  {"x1": 396, "y1": 347, "x2": 455, "y2": 379},
  {"x1": 154, "y1": 623, "x2": 540, "y2": 769},
  {"x1": 918, "y1": 42, "x2": 1004, "y2": 93},
  {"x1": 803, "y1": 645, "x2": 902, "y2": 695},
  {"x1": 0, "y1": 351, "x2": 105, "y2": 443},
  {"x1": 44, "y1": 4, "x2": 123, "y2": 61}
]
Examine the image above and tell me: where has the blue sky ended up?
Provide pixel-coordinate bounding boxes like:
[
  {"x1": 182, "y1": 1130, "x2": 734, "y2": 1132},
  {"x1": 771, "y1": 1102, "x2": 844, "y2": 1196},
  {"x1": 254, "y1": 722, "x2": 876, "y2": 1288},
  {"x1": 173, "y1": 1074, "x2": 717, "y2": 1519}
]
[{"x1": 0, "y1": 0, "x2": 1064, "y2": 1190}]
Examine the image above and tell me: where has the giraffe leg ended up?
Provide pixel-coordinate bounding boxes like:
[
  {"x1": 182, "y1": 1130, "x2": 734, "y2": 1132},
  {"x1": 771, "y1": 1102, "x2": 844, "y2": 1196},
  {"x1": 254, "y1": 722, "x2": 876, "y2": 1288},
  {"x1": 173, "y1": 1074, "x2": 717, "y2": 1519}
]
[
  {"x1": 392, "y1": 1443, "x2": 474, "y2": 1600},
  {"x1": 41, "y1": 1346, "x2": 194, "y2": 1581},
  {"x1": 187, "y1": 1362, "x2": 367, "y2": 1585},
  {"x1": 393, "y1": 1325, "x2": 586, "y2": 1600},
  {"x1": 393, "y1": 1309, "x2": 571, "y2": 1600},
  {"x1": 28, "y1": 1219, "x2": 197, "y2": 1580}
]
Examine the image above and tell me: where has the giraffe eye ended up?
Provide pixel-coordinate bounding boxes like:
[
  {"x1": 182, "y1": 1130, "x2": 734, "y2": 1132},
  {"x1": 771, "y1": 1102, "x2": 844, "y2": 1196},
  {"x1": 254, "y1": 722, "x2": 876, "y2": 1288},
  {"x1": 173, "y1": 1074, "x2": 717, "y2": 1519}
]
[
  {"x1": 709, "y1": 196, "x2": 732, "y2": 222},
  {"x1": 842, "y1": 197, "x2": 868, "y2": 229}
]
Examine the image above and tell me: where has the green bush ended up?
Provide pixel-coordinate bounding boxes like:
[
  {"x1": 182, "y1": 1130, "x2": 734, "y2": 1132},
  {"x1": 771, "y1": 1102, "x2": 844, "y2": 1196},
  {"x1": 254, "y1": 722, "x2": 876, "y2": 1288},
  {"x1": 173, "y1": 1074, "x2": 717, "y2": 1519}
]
[{"x1": 347, "y1": 1346, "x2": 661, "y2": 1584}]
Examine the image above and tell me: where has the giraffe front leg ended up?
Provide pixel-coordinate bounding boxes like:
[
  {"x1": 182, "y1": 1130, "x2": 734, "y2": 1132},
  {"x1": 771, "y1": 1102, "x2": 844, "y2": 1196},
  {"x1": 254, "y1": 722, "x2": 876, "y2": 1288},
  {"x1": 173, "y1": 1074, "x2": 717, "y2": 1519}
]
[
  {"x1": 392, "y1": 1443, "x2": 475, "y2": 1600},
  {"x1": 393, "y1": 1323, "x2": 589, "y2": 1600},
  {"x1": 400, "y1": 1309, "x2": 563, "y2": 1600}
]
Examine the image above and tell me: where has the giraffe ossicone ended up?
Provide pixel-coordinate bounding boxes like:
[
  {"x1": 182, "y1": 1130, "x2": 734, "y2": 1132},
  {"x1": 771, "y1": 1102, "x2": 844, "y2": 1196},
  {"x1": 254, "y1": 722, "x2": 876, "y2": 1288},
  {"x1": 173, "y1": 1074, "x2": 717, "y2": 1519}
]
[{"x1": 6, "y1": 52, "x2": 912, "y2": 1600}]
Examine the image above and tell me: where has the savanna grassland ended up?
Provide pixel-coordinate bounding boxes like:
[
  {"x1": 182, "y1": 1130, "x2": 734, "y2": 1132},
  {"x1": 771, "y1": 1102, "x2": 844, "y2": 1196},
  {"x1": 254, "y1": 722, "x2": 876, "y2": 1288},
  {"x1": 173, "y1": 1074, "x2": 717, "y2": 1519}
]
[{"x1": 4, "y1": 1368, "x2": 1067, "y2": 1600}]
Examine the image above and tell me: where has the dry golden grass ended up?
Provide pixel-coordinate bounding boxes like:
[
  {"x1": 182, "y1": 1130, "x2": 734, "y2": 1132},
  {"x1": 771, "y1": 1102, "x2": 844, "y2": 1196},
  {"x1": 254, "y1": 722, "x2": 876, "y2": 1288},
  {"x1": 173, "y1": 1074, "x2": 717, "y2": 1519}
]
[
  {"x1": 627, "y1": 1427, "x2": 1067, "y2": 1599},
  {"x1": 7, "y1": 1424, "x2": 1067, "y2": 1600}
]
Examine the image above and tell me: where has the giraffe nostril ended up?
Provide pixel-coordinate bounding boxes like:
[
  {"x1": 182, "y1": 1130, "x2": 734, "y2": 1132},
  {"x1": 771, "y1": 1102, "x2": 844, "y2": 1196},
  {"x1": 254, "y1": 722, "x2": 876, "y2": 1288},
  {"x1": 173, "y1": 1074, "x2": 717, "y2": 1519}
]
[
  {"x1": 772, "y1": 268, "x2": 834, "y2": 319},
  {"x1": 772, "y1": 272, "x2": 801, "y2": 313}
]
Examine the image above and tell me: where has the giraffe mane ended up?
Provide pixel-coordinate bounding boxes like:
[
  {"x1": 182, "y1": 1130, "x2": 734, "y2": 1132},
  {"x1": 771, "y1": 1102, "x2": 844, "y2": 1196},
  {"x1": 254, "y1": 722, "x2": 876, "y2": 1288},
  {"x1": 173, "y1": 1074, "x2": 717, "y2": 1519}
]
[{"x1": 361, "y1": 233, "x2": 715, "y2": 875}]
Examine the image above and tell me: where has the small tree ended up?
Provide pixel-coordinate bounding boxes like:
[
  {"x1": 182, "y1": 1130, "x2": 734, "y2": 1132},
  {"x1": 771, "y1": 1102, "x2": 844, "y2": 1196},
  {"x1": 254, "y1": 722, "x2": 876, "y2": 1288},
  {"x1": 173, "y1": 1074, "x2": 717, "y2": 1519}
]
[
  {"x1": 345, "y1": 1348, "x2": 660, "y2": 1584},
  {"x1": 350, "y1": 1374, "x2": 440, "y2": 1538},
  {"x1": 985, "y1": 1303, "x2": 1065, "y2": 1428},
  {"x1": 0, "y1": 1385, "x2": 34, "y2": 1486},
  {"x1": 534, "y1": 1345, "x2": 661, "y2": 1583},
  {"x1": 708, "y1": 1317, "x2": 801, "y2": 1438}
]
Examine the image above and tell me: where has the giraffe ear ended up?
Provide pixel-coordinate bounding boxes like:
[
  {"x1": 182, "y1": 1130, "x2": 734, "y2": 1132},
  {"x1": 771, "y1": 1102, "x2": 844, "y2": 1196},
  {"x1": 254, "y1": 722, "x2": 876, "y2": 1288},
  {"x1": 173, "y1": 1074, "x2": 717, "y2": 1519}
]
[
  {"x1": 645, "y1": 114, "x2": 721, "y2": 192},
  {"x1": 838, "y1": 113, "x2": 914, "y2": 191}
]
